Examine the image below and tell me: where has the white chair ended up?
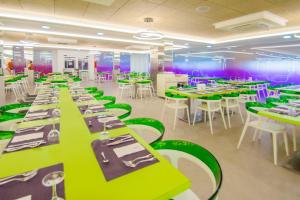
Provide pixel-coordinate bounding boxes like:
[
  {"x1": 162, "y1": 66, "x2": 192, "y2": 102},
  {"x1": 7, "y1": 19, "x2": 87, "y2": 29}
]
[
  {"x1": 161, "y1": 95, "x2": 190, "y2": 129},
  {"x1": 221, "y1": 95, "x2": 244, "y2": 128},
  {"x1": 237, "y1": 103, "x2": 290, "y2": 165},
  {"x1": 193, "y1": 96, "x2": 227, "y2": 135},
  {"x1": 136, "y1": 83, "x2": 152, "y2": 100},
  {"x1": 118, "y1": 82, "x2": 134, "y2": 98}
]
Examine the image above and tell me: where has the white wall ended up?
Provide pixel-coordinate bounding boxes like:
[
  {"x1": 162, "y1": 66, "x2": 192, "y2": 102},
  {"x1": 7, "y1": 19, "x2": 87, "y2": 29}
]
[
  {"x1": 130, "y1": 53, "x2": 150, "y2": 73},
  {"x1": 52, "y1": 50, "x2": 95, "y2": 80}
]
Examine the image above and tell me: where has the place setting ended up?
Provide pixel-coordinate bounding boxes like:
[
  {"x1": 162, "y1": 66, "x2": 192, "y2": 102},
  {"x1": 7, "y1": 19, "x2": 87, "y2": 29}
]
[
  {"x1": 23, "y1": 108, "x2": 61, "y2": 122},
  {"x1": 268, "y1": 105, "x2": 300, "y2": 117},
  {"x1": 0, "y1": 163, "x2": 65, "y2": 200},
  {"x1": 91, "y1": 134, "x2": 159, "y2": 181},
  {"x1": 3, "y1": 123, "x2": 60, "y2": 153},
  {"x1": 84, "y1": 115, "x2": 126, "y2": 133},
  {"x1": 79, "y1": 104, "x2": 106, "y2": 114}
]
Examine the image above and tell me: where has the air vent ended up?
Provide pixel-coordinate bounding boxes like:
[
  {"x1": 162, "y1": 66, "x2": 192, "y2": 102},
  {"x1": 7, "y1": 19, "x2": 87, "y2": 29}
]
[{"x1": 213, "y1": 11, "x2": 287, "y2": 32}]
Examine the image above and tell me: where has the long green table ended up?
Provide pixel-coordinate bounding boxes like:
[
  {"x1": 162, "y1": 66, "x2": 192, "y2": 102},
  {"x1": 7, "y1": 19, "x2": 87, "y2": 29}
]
[
  {"x1": 0, "y1": 88, "x2": 190, "y2": 199},
  {"x1": 166, "y1": 86, "x2": 248, "y2": 99}
]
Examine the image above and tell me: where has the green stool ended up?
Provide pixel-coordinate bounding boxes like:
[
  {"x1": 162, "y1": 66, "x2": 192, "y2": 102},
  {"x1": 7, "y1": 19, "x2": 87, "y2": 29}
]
[
  {"x1": 124, "y1": 118, "x2": 165, "y2": 145},
  {"x1": 151, "y1": 140, "x2": 222, "y2": 200},
  {"x1": 105, "y1": 103, "x2": 132, "y2": 120}
]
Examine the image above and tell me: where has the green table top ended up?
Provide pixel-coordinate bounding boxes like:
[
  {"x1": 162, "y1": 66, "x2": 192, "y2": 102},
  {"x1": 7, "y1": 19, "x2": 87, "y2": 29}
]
[
  {"x1": 166, "y1": 86, "x2": 248, "y2": 99},
  {"x1": 258, "y1": 104, "x2": 300, "y2": 126},
  {"x1": 217, "y1": 80, "x2": 268, "y2": 86},
  {"x1": 278, "y1": 85, "x2": 300, "y2": 95},
  {"x1": 0, "y1": 88, "x2": 190, "y2": 199}
]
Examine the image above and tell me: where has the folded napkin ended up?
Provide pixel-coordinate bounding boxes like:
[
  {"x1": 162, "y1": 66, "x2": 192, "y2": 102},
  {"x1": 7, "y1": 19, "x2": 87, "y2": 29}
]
[
  {"x1": 11, "y1": 132, "x2": 44, "y2": 143},
  {"x1": 113, "y1": 143, "x2": 145, "y2": 158}
]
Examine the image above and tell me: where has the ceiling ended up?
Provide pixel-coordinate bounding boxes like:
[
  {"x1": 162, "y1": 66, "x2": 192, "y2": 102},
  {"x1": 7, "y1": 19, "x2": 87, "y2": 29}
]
[{"x1": 1, "y1": 0, "x2": 300, "y2": 57}]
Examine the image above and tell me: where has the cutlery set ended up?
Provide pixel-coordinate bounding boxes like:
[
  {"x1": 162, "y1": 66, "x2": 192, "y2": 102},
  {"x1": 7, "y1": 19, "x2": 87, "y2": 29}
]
[
  {"x1": 0, "y1": 170, "x2": 38, "y2": 186},
  {"x1": 106, "y1": 135, "x2": 133, "y2": 146},
  {"x1": 5, "y1": 140, "x2": 46, "y2": 152}
]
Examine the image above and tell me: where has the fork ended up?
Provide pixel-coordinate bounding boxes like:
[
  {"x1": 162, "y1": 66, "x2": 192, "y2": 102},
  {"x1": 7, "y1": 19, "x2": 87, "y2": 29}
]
[
  {"x1": 0, "y1": 170, "x2": 38, "y2": 186},
  {"x1": 123, "y1": 157, "x2": 155, "y2": 168},
  {"x1": 5, "y1": 140, "x2": 46, "y2": 152},
  {"x1": 122, "y1": 154, "x2": 152, "y2": 164},
  {"x1": 16, "y1": 126, "x2": 45, "y2": 133}
]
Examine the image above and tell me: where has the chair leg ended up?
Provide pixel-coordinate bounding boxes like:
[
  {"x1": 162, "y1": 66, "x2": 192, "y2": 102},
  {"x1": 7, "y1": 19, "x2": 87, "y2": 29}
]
[
  {"x1": 220, "y1": 108, "x2": 227, "y2": 129},
  {"x1": 292, "y1": 126, "x2": 297, "y2": 151},
  {"x1": 207, "y1": 111, "x2": 213, "y2": 135},
  {"x1": 186, "y1": 107, "x2": 190, "y2": 126},
  {"x1": 283, "y1": 132, "x2": 289, "y2": 156},
  {"x1": 226, "y1": 106, "x2": 231, "y2": 128},
  {"x1": 237, "y1": 116, "x2": 250, "y2": 149},
  {"x1": 193, "y1": 109, "x2": 198, "y2": 126},
  {"x1": 173, "y1": 108, "x2": 178, "y2": 130},
  {"x1": 272, "y1": 133, "x2": 278, "y2": 165},
  {"x1": 252, "y1": 128, "x2": 258, "y2": 142},
  {"x1": 238, "y1": 104, "x2": 244, "y2": 123},
  {"x1": 204, "y1": 111, "x2": 207, "y2": 123}
]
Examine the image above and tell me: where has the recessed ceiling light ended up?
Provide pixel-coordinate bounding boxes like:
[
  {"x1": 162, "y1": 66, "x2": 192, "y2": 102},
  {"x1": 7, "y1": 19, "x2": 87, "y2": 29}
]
[
  {"x1": 195, "y1": 6, "x2": 210, "y2": 13},
  {"x1": 97, "y1": 32, "x2": 104, "y2": 36},
  {"x1": 41, "y1": 25, "x2": 50, "y2": 29},
  {"x1": 283, "y1": 35, "x2": 291, "y2": 39},
  {"x1": 184, "y1": 43, "x2": 189, "y2": 46},
  {"x1": 293, "y1": 34, "x2": 300, "y2": 38},
  {"x1": 206, "y1": 45, "x2": 212, "y2": 48}
]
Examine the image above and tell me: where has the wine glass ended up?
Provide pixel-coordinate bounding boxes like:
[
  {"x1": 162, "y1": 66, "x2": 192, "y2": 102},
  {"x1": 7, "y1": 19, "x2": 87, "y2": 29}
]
[
  {"x1": 99, "y1": 118, "x2": 111, "y2": 142},
  {"x1": 42, "y1": 171, "x2": 64, "y2": 200}
]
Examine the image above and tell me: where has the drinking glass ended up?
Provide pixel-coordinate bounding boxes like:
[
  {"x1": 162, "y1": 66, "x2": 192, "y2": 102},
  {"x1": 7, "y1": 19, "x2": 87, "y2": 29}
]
[{"x1": 42, "y1": 171, "x2": 64, "y2": 200}]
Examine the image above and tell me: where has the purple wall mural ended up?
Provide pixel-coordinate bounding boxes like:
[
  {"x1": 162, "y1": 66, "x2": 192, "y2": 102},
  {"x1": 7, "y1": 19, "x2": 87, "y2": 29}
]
[
  {"x1": 120, "y1": 53, "x2": 130, "y2": 73},
  {"x1": 33, "y1": 50, "x2": 53, "y2": 74},
  {"x1": 13, "y1": 46, "x2": 25, "y2": 73},
  {"x1": 95, "y1": 52, "x2": 113, "y2": 72},
  {"x1": 172, "y1": 55, "x2": 300, "y2": 85}
]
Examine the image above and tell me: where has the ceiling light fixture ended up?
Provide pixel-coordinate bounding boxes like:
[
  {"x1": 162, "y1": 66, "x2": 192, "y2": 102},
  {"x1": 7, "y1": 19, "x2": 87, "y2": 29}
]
[
  {"x1": 133, "y1": 17, "x2": 164, "y2": 40},
  {"x1": 283, "y1": 35, "x2": 291, "y2": 39},
  {"x1": 0, "y1": 26, "x2": 164, "y2": 46},
  {"x1": 97, "y1": 32, "x2": 104, "y2": 35},
  {"x1": 206, "y1": 45, "x2": 212, "y2": 48},
  {"x1": 293, "y1": 34, "x2": 300, "y2": 38},
  {"x1": 41, "y1": 25, "x2": 50, "y2": 29}
]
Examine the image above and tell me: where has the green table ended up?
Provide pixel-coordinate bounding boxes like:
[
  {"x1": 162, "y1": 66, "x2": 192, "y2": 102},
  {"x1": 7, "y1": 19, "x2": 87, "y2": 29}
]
[
  {"x1": 217, "y1": 80, "x2": 268, "y2": 86},
  {"x1": 0, "y1": 88, "x2": 190, "y2": 199},
  {"x1": 279, "y1": 85, "x2": 300, "y2": 96},
  {"x1": 166, "y1": 86, "x2": 248, "y2": 99}
]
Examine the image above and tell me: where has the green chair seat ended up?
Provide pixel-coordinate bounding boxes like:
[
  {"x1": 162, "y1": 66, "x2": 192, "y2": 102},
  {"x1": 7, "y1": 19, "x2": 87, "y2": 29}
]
[
  {"x1": 136, "y1": 80, "x2": 152, "y2": 84},
  {"x1": 0, "y1": 112, "x2": 24, "y2": 122},
  {"x1": 91, "y1": 90, "x2": 104, "y2": 98},
  {"x1": 0, "y1": 130, "x2": 14, "y2": 140},
  {"x1": 50, "y1": 80, "x2": 68, "y2": 83},
  {"x1": 245, "y1": 102, "x2": 273, "y2": 114},
  {"x1": 221, "y1": 93, "x2": 240, "y2": 98},
  {"x1": 198, "y1": 94, "x2": 222, "y2": 100},
  {"x1": 124, "y1": 118, "x2": 165, "y2": 145},
  {"x1": 240, "y1": 90, "x2": 257, "y2": 95},
  {"x1": 165, "y1": 92, "x2": 188, "y2": 99},
  {"x1": 0, "y1": 103, "x2": 31, "y2": 114},
  {"x1": 105, "y1": 103, "x2": 132, "y2": 120},
  {"x1": 94, "y1": 96, "x2": 116, "y2": 106},
  {"x1": 72, "y1": 77, "x2": 82, "y2": 82},
  {"x1": 85, "y1": 87, "x2": 98, "y2": 93},
  {"x1": 266, "y1": 97, "x2": 287, "y2": 106},
  {"x1": 151, "y1": 140, "x2": 222, "y2": 200}
]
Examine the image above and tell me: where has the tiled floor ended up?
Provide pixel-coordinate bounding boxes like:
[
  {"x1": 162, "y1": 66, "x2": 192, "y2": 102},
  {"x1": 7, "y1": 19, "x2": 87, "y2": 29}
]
[{"x1": 4, "y1": 80, "x2": 300, "y2": 200}]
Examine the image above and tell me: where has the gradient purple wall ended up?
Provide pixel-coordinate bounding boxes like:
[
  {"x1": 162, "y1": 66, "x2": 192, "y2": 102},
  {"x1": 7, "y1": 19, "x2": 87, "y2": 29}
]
[
  {"x1": 120, "y1": 53, "x2": 130, "y2": 73},
  {"x1": 171, "y1": 55, "x2": 300, "y2": 85},
  {"x1": 95, "y1": 52, "x2": 113, "y2": 72}
]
